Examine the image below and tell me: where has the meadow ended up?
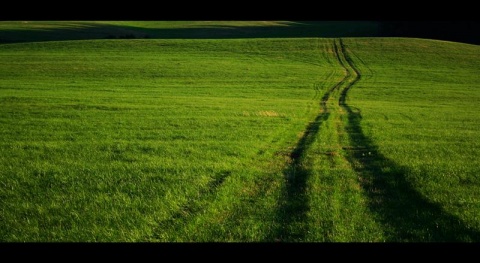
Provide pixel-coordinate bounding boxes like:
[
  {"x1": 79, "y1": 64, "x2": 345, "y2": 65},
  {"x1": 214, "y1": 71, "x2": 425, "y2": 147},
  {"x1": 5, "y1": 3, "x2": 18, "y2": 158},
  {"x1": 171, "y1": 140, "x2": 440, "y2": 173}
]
[{"x1": 0, "y1": 22, "x2": 478, "y2": 242}]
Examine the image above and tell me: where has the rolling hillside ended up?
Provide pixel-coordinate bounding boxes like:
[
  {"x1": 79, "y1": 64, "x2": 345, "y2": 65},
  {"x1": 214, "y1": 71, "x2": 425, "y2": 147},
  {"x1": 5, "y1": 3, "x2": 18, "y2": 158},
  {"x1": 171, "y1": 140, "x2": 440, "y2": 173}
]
[{"x1": 0, "y1": 21, "x2": 479, "y2": 241}]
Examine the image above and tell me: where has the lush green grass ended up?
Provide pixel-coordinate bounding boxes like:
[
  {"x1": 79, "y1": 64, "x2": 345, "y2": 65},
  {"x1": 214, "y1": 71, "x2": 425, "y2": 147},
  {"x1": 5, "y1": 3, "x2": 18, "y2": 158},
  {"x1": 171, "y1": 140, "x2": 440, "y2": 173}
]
[
  {"x1": 0, "y1": 24, "x2": 479, "y2": 241},
  {"x1": 340, "y1": 38, "x2": 480, "y2": 241},
  {"x1": 0, "y1": 38, "x2": 344, "y2": 241}
]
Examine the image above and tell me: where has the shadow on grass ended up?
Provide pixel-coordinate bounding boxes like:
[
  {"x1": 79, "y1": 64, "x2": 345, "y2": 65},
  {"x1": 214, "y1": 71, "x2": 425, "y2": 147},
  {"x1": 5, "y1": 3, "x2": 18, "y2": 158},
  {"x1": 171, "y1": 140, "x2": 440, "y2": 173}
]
[
  {"x1": 339, "y1": 40, "x2": 480, "y2": 242},
  {"x1": 0, "y1": 21, "x2": 382, "y2": 44},
  {"x1": 0, "y1": 22, "x2": 151, "y2": 44},
  {"x1": 342, "y1": 105, "x2": 480, "y2": 241},
  {"x1": 148, "y1": 170, "x2": 231, "y2": 241},
  {"x1": 2, "y1": 21, "x2": 478, "y2": 45},
  {"x1": 272, "y1": 112, "x2": 329, "y2": 242}
]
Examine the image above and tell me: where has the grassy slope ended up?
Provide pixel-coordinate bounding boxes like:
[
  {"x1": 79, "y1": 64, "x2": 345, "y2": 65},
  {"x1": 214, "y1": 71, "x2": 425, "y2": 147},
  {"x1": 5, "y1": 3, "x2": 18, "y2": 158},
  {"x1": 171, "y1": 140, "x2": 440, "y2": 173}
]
[
  {"x1": 0, "y1": 38, "x2": 343, "y2": 241},
  {"x1": 342, "y1": 38, "x2": 480, "y2": 241}
]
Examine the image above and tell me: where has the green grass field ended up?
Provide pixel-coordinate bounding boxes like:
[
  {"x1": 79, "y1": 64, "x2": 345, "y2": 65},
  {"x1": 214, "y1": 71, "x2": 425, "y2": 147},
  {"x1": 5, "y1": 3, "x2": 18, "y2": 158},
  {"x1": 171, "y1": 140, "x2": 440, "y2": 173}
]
[{"x1": 0, "y1": 22, "x2": 479, "y2": 242}]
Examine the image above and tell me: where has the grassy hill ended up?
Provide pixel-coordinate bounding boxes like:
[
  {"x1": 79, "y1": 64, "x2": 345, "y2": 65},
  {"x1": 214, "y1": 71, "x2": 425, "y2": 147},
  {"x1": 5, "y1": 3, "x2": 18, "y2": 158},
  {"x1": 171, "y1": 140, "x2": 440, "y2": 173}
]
[{"x1": 0, "y1": 22, "x2": 479, "y2": 242}]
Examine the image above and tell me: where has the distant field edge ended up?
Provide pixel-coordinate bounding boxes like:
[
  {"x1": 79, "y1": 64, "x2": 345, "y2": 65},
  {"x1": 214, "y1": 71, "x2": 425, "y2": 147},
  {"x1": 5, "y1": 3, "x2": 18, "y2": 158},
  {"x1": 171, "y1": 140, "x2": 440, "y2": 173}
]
[{"x1": 0, "y1": 21, "x2": 478, "y2": 45}]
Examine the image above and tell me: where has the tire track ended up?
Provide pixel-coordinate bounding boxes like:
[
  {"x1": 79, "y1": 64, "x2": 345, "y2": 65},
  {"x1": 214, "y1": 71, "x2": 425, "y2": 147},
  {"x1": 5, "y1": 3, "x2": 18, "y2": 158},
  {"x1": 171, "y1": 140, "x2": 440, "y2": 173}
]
[
  {"x1": 336, "y1": 40, "x2": 361, "y2": 106},
  {"x1": 150, "y1": 39, "x2": 348, "y2": 242},
  {"x1": 147, "y1": 171, "x2": 231, "y2": 241},
  {"x1": 272, "y1": 39, "x2": 350, "y2": 241},
  {"x1": 336, "y1": 39, "x2": 480, "y2": 241},
  {"x1": 150, "y1": 38, "x2": 480, "y2": 242}
]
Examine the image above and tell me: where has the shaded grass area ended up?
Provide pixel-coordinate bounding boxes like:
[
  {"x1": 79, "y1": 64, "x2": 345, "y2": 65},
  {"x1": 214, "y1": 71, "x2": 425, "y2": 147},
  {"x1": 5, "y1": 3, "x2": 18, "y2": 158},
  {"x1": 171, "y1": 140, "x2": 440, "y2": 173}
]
[
  {"x1": 0, "y1": 21, "x2": 382, "y2": 44},
  {"x1": 344, "y1": 105, "x2": 480, "y2": 241},
  {"x1": 2, "y1": 21, "x2": 478, "y2": 45}
]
